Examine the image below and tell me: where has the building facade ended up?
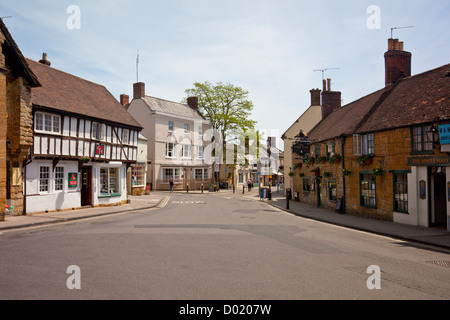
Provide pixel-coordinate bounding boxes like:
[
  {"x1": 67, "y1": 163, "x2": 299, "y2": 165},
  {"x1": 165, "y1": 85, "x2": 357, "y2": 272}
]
[
  {"x1": 0, "y1": 19, "x2": 41, "y2": 219},
  {"x1": 292, "y1": 38, "x2": 450, "y2": 231},
  {"x1": 24, "y1": 56, "x2": 142, "y2": 214},
  {"x1": 125, "y1": 83, "x2": 212, "y2": 191}
]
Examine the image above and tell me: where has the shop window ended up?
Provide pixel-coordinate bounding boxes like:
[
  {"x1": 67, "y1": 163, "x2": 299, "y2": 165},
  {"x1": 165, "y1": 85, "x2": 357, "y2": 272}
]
[
  {"x1": 132, "y1": 166, "x2": 145, "y2": 187},
  {"x1": 360, "y1": 173, "x2": 376, "y2": 208},
  {"x1": 163, "y1": 168, "x2": 181, "y2": 182},
  {"x1": 195, "y1": 168, "x2": 209, "y2": 180},
  {"x1": 100, "y1": 168, "x2": 119, "y2": 196},
  {"x1": 393, "y1": 173, "x2": 408, "y2": 213}
]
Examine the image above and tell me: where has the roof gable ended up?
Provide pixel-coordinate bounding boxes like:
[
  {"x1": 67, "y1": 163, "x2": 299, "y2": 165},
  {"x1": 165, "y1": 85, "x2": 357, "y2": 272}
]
[{"x1": 26, "y1": 58, "x2": 142, "y2": 129}]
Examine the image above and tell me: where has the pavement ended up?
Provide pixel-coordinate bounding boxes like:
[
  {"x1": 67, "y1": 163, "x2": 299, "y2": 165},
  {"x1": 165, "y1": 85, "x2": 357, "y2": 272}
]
[{"x1": 1, "y1": 187, "x2": 450, "y2": 251}]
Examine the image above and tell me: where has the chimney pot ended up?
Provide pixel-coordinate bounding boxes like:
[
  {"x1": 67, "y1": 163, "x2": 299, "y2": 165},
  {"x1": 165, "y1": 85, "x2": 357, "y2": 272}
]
[
  {"x1": 39, "y1": 52, "x2": 51, "y2": 66},
  {"x1": 327, "y1": 78, "x2": 331, "y2": 91},
  {"x1": 133, "y1": 82, "x2": 145, "y2": 100},
  {"x1": 322, "y1": 79, "x2": 327, "y2": 92}
]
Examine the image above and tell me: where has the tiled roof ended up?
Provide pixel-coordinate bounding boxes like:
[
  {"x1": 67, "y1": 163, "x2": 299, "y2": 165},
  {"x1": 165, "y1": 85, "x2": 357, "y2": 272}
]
[
  {"x1": 308, "y1": 63, "x2": 450, "y2": 142},
  {"x1": 308, "y1": 88, "x2": 387, "y2": 142},
  {"x1": 356, "y1": 63, "x2": 450, "y2": 134},
  {"x1": 26, "y1": 58, "x2": 142, "y2": 129},
  {"x1": 142, "y1": 96, "x2": 206, "y2": 121}
]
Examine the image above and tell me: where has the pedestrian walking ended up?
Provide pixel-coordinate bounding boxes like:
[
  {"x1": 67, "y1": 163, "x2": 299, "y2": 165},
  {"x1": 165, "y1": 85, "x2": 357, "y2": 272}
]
[
  {"x1": 247, "y1": 179, "x2": 252, "y2": 191},
  {"x1": 169, "y1": 178, "x2": 174, "y2": 193}
]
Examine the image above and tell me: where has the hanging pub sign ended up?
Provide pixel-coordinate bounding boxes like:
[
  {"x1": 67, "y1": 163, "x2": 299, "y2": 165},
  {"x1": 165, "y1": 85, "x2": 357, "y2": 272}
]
[
  {"x1": 438, "y1": 124, "x2": 450, "y2": 145},
  {"x1": 292, "y1": 141, "x2": 310, "y2": 156},
  {"x1": 95, "y1": 143, "x2": 105, "y2": 156},
  {"x1": 68, "y1": 172, "x2": 78, "y2": 188}
]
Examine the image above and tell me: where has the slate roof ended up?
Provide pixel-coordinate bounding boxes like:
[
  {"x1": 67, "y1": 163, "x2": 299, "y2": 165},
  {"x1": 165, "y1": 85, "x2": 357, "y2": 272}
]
[
  {"x1": 26, "y1": 58, "x2": 142, "y2": 129},
  {"x1": 142, "y1": 96, "x2": 206, "y2": 121},
  {"x1": 308, "y1": 63, "x2": 450, "y2": 142}
]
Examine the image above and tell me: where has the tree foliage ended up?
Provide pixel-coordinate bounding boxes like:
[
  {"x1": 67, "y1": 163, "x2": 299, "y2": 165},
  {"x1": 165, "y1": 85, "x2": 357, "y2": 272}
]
[{"x1": 184, "y1": 81, "x2": 257, "y2": 140}]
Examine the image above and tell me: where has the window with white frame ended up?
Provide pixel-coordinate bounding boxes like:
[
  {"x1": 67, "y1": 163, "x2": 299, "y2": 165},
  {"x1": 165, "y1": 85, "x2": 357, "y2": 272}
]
[
  {"x1": 194, "y1": 168, "x2": 209, "y2": 180},
  {"x1": 162, "y1": 168, "x2": 181, "y2": 182},
  {"x1": 55, "y1": 167, "x2": 64, "y2": 191},
  {"x1": 184, "y1": 124, "x2": 189, "y2": 134},
  {"x1": 182, "y1": 144, "x2": 191, "y2": 158},
  {"x1": 196, "y1": 145, "x2": 204, "y2": 159},
  {"x1": 39, "y1": 166, "x2": 50, "y2": 192},
  {"x1": 168, "y1": 121, "x2": 174, "y2": 132},
  {"x1": 353, "y1": 133, "x2": 374, "y2": 156},
  {"x1": 100, "y1": 167, "x2": 119, "y2": 196},
  {"x1": 92, "y1": 122, "x2": 105, "y2": 141},
  {"x1": 122, "y1": 129, "x2": 129, "y2": 145},
  {"x1": 35, "y1": 112, "x2": 61, "y2": 134},
  {"x1": 166, "y1": 142, "x2": 176, "y2": 158}
]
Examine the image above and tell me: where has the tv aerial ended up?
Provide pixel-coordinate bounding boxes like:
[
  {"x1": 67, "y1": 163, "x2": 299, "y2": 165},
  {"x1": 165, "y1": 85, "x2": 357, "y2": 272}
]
[
  {"x1": 313, "y1": 68, "x2": 340, "y2": 80},
  {"x1": 390, "y1": 26, "x2": 414, "y2": 38}
]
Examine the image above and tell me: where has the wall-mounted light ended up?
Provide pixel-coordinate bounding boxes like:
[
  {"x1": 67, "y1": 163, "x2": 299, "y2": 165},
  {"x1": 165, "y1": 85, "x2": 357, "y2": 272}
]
[{"x1": 426, "y1": 125, "x2": 440, "y2": 146}]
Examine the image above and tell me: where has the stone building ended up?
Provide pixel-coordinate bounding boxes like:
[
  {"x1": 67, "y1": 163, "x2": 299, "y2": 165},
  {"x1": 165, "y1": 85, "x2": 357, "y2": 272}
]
[
  {"x1": 293, "y1": 38, "x2": 450, "y2": 231},
  {"x1": 0, "y1": 19, "x2": 41, "y2": 219}
]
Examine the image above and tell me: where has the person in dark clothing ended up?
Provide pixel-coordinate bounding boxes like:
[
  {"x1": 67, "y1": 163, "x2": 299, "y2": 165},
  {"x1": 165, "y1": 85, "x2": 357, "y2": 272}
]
[{"x1": 169, "y1": 178, "x2": 174, "y2": 193}]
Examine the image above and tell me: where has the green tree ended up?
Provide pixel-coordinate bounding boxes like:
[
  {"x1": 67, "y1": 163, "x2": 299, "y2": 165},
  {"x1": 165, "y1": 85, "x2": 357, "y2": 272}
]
[{"x1": 184, "y1": 81, "x2": 257, "y2": 140}]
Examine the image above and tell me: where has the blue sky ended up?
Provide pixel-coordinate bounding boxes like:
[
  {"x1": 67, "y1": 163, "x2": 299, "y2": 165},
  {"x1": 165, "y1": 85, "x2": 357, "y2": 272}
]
[{"x1": 1, "y1": 0, "x2": 449, "y2": 149}]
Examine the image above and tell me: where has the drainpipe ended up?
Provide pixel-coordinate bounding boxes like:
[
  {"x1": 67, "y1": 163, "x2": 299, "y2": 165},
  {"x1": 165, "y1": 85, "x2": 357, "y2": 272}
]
[
  {"x1": 22, "y1": 149, "x2": 33, "y2": 216},
  {"x1": 340, "y1": 136, "x2": 346, "y2": 214}
]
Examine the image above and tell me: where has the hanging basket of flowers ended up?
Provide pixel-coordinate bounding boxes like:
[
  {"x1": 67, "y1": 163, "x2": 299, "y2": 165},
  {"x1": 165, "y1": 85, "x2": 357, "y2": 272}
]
[
  {"x1": 342, "y1": 168, "x2": 351, "y2": 176},
  {"x1": 372, "y1": 167, "x2": 385, "y2": 177}
]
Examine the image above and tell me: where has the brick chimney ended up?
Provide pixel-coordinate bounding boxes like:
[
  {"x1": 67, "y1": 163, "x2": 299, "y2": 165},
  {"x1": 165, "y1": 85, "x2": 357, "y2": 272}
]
[
  {"x1": 384, "y1": 38, "x2": 411, "y2": 86},
  {"x1": 187, "y1": 96, "x2": 199, "y2": 111},
  {"x1": 120, "y1": 94, "x2": 129, "y2": 106},
  {"x1": 321, "y1": 78, "x2": 341, "y2": 119},
  {"x1": 310, "y1": 88, "x2": 321, "y2": 106},
  {"x1": 133, "y1": 82, "x2": 145, "y2": 100},
  {"x1": 39, "y1": 53, "x2": 51, "y2": 66}
]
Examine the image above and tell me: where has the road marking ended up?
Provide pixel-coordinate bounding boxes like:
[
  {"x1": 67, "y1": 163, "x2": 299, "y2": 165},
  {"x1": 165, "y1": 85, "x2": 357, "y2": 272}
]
[
  {"x1": 157, "y1": 196, "x2": 170, "y2": 208},
  {"x1": 171, "y1": 201, "x2": 206, "y2": 204}
]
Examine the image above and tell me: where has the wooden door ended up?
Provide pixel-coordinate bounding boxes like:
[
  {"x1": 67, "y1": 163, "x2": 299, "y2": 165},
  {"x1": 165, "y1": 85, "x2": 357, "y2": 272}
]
[{"x1": 81, "y1": 167, "x2": 92, "y2": 207}]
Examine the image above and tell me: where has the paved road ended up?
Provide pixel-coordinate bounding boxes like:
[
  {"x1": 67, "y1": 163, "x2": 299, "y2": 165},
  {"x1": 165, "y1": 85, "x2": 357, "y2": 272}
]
[{"x1": 0, "y1": 192, "x2": 449, "y2": 300}]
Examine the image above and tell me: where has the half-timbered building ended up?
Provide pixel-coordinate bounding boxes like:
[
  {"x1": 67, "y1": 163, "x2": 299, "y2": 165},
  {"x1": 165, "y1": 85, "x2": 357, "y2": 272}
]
[{"x1": 23, "y1": 55, "x2": 142, "y2": 214}]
